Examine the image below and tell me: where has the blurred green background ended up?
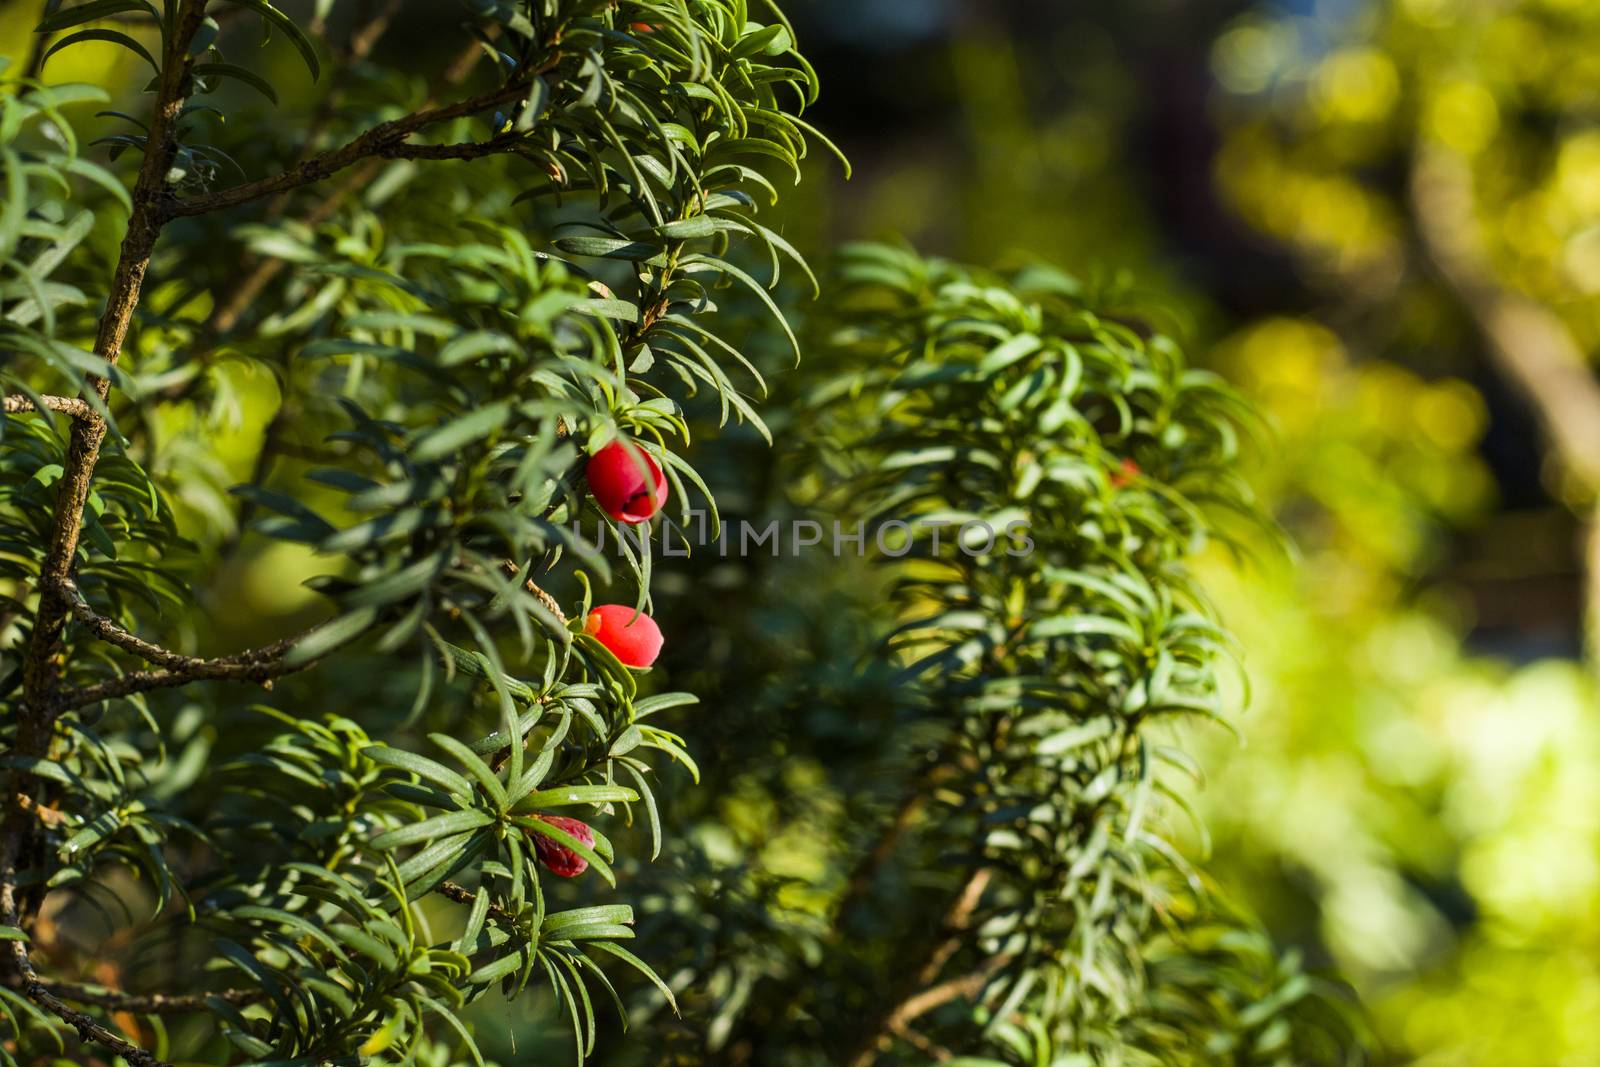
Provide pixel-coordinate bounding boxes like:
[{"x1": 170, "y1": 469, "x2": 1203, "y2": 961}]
[{"x1": 7, "y1": 0, "x2": 1599, "y2": 1062}]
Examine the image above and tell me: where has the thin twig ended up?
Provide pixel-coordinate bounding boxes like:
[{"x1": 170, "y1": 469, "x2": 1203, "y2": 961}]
[
  {"x1": 208, "y1": 0, "x2": 416, "y2": 336},
  {"x1": 56, "y1": 581, "x2": 323, "y2": 710},
  {"x1": 210, "y1": 30, "x2": 490, "y2": 335},
  {"x1": 21, "y1": 979, "x2": 172, "y2": 1066},
  {"x1": 275, "y1": 0, "x2": 409, "y2": 212},
  {"x1": 847, "y1": 868, "x2": 993, "y2": 1067},
  {"x1": 166, "y1": 78, "x2": 537, "y2": 220},
  {"x1": 51, "y1": 654, "x2": 318, "y2": 713},
  {"x1": 34, "y1": 980, "x2": 264, "y2": 1014},
  {"x1": 1, "y1": 849, "x2": 171, "y2": 1066},
  {"x1": 888, "y1": 953, "x2": 1014, "y2": 1030},
  {"x1": 207, "y1": 31, "x2": 494, "y2": 548},
  {"x1": 2, "y1": 395, "x2": 96, "y2": 420},
  {"x1": 379, "y1": 135, "x2": 520, "y2": 161},
  {"x1": 65, "y1": 582, "x2": 308, "y2": 671},
  {"x1": 501, "y1": 561, "x2": 569, "y2": 627},
  {"x1": 437, "y1": 880, "x2": 518, "y2": 926}
]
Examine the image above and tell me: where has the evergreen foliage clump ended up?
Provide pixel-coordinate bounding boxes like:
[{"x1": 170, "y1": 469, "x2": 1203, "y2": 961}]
[
  {"x1": 0, "y1": 3, "x2": 1363, "y2": 1065},
  {"x1": 805, "y1": 246, "x2": 1359, "y2": 1065},
  {"x1": 0, "y1": 2, "x2": 830, "y2": 1063}
]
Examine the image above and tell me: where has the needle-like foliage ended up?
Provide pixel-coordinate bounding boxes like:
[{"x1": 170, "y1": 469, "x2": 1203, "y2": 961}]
[{"x1": 0, "y1": 2, "x2": 830, "y2": 1063}]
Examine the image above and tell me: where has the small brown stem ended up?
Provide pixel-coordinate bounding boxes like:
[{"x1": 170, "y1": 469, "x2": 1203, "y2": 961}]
[
  {"x1": 167, "y1": 78, "x2": 536, "y2": 219},
  {"x1": 2, "y1": 395, "x2": 96, "y2": 420},
  {"x1": 501, "y1": 561, "x2": 568, "y2": 627},
  {"x1": 33, "y1": 980, "x2": 263, "y2": 1014},
  {"x1": 847, "y1": 868, "x2": 992, "y2": 1067},
  {"x1": 50, "y1": 655, "x2": 317, "y2": 713},
  {"x1": 53, "y1": 582, "x2": 324, "y2": 710},
  {"x1": 65, "y1": 582, "x2": 306, "y2": 671},
  {"x1": 207, "y1": 0, "x2": 417, "y2": 335},
  {"x1": 379, "y1": 135, "x2": 520, "y2": 161},
  {"x1": 1, "y1": 853, "x2": 170, "y2": 1066},
  {"x1": 890, "y1": 953, "x2": 1014, "y2": 1031},
  {"x1": 437, "y1": 880, "x2": 518, "y2": 926}
]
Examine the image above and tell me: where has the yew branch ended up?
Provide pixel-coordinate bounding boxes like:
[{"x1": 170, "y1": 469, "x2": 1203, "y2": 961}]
[
  {"x1": 33, "y1": 980, "x2": 264, "y2": 1014},
  {"x1": 166, "y1": 79, "x2": 535, "y2": 220},
  {"x1": 2, "y1": 395, "x2": 95, "y2": 420},
  {"x1": 847, "y1": 868, "x2": 993, "y2": 1067},
  {"x1": 1, "y1": 848, "x2": 171, "y2": 1066}
]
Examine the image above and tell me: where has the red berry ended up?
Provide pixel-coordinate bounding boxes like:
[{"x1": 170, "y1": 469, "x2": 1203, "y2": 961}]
[
  {"x1": 586, "y1": 440, "x2": 668, "y2": 524},
  {"x1": 630, "y1": 21, "x2": 656, "y2": 33},
  {"x1": 531, "y1": 815, "x2": 595, "y2": 878},
  {"x1": 1110, "y1": 457, "x2": 1140, "y2": 489},
  {"x1": 584, "y1": 604, "x2": 663, "y2": 668}
]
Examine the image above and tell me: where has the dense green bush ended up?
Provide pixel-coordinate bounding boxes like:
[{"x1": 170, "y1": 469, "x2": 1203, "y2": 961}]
[
  {"x1": 579, "y1": 246, "x2": 1362, "y2": 1065},
  {"x1": 1, "y1": 3, "x2": 1358, "y2": 1065},
  {"x1": 1, "y1": 2, "x2": 830, "y2": 1063}
]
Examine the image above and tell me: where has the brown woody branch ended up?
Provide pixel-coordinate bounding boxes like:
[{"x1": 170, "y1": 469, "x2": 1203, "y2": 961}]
[
  {"x1": 51, "y1": 660, "x2": 308, "y2": 713},
  {"x1": 17, "y1": 977, "x2": 173, "y2": 1067},
  {"x1": 379, "y1": 135, "x2": 521, "y2": 162},
  {"x1": 165, "y1": 78, "x2": 536, "y2": 220},
  {"x1": 207, "y1": 34, "x2": 491, "y2": 336},
  {"x1": 1, "y1": 847, "x2": 171, "y2": 1066},
  {"x1": 847, "y1": 867, "x2": 993, "y2": 1067},
  {"x1": 501, "y1": 561, "x2": 569, "y2": 627},
  {"x1": 879, "y1": 953, "x2": 1016, "y2": 1062},
  {"x1": 3, "y1": 395, "x2": 96, "y2": 420},
  {"x1": 65, "y1": 583, "x2": 306, "y2": 672},
  {"x1": 52, "y1": 581, "x2": 322, "y2": 711},
  {"x1": 886, "y1": 953, "x2": 1014, "y2": 1031},
  {"x1": 34, "y1": 979, "x2": 263, "y2": 1014},
  {"x1": 52, "y1": 640, "x2": 320, "y2": 714},
  {"x1": 437, "y1": 880, "x2": 519, "y2": 927},
  {"x1": 8, "y1": 0, "x2": 210, "y2": 976},
  {"x1": 19, "y1": 0, "x2": 209, "y2": 718}
]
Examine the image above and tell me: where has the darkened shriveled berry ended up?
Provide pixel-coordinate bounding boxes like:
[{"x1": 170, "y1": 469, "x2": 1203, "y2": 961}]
[
  {"x1": 530, "y1": 815, "x2": 595, "y2": 878},
  {"x1": 584, "y1": 604, "x2": 663, "y2": 668},
  {"x1": 586, "y1": 440, "x2": 668, "y2": 523}
]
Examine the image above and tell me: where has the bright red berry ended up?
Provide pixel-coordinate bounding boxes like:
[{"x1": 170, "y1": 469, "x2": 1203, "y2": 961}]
[
  {"x1": 1110, "y1": 457, "x2": 1140, "y2": 489},
  {"x1": 630, "y1": 21, "x2": 656, "y2": 33},
  {"x1": 531, "y1": 815, "x2": 595, "y2": 878},
  {"x1": 586, "y1": 440, "x2": 668, "y2": 524},
  {"x1": 584, "y1": 604, "x2": 663, "y2": 668}
]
